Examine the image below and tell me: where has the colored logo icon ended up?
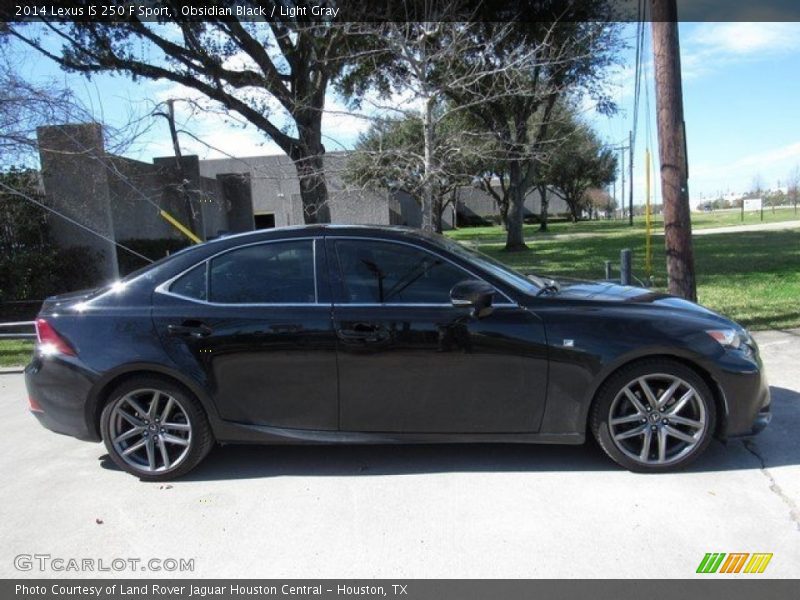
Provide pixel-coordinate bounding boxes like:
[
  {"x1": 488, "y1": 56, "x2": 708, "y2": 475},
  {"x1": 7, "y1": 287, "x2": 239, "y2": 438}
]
[{"x1": 696, "y1": 553, "x2": 773, "y2": 574}]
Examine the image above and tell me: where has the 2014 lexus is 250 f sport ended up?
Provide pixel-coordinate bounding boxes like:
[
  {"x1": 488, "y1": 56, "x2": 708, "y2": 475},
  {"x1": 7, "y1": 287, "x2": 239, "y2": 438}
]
[{"x1": 25, "y1": 226, "x2": 771, "y2": 479}]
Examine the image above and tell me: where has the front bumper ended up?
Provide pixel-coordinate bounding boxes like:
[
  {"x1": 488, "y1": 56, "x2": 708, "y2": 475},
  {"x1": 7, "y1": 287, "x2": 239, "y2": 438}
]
[
  {"x1": 713, "y1": 350, "x2": 771, "y2": 438},
  {"x1": 24, "y1": 355, "x2": 100, "y2": 442},
  {"x1": 730, "y1": 404, "x2": 772, "y2": 437}
]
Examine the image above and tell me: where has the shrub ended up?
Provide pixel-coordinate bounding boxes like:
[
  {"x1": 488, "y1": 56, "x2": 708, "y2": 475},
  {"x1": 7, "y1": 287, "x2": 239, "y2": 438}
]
[{"x1": 0, "y1": 169, "x2": 98, "y2": 318}]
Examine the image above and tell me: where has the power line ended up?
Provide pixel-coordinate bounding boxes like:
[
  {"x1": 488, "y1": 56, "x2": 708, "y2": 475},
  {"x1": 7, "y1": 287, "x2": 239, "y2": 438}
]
[{"x1": 0, "y1": 179, "x2": 154, "y2": 264}]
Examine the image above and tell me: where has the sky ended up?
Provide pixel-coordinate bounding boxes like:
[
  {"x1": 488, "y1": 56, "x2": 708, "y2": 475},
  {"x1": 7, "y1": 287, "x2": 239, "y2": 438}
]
[{"x1": 6, "y1": 21, "x2": 800, "y2": 209}]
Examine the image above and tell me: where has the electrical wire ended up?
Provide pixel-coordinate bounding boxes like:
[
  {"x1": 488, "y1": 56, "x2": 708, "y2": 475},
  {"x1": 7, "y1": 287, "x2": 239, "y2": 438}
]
[
  {"x1": 0, "y1": 179, "x2": 154, "y2": 263},
  {"x1": 630, "y1": 0, "x2": 648, "y2": 199}
]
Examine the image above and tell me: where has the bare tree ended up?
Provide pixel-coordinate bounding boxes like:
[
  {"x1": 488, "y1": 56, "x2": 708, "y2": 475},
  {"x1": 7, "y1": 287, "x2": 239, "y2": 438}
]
[
  {"x1": 750, "y1": 173, "x2": 765, "y2": 198},
  {"x1": 0, "y1": 56, "x2": 149, "y2": 168},
  {"x1": 339, "y1": 16, "x2": 511, "y2": 232},
  {"x1": 788, "y1": 164, "x2": 800, "y2": 214},
  {"x1": 345, "y1": 111, "x2": 480, "y2": 232}
]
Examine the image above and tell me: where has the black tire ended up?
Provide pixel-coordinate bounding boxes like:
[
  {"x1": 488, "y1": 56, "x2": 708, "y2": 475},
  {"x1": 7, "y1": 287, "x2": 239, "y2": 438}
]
[
  {"x1": 100, "y1": 376, "x2": 214, "y2": 481},
  {"x1": 590, "y1": 359, "x2": 716, "y2": 473}
]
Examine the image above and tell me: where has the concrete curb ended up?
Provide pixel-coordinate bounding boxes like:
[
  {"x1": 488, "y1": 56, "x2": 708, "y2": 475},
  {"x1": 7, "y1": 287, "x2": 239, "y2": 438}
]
[{"x1": 0, "y1": 367, "x2": 24, "y2": 374}]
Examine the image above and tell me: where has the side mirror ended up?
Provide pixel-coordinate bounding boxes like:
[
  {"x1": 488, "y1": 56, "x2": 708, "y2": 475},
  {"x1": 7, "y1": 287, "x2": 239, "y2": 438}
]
[{"x1": 450, "y1": 279, "x2": 495, "y2": 318}]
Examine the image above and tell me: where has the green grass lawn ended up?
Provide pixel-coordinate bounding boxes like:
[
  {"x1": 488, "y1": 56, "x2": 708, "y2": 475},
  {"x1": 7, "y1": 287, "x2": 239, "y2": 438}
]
[
  {"x1": 455, "y1": 227, "x2": 800, "y2": 331},
  {"x1": 447, "y1": 206, "x2": 800, "y2": 244},
  {"x1": 0, "y1": 340, "x2": 33, "y2": 368}
]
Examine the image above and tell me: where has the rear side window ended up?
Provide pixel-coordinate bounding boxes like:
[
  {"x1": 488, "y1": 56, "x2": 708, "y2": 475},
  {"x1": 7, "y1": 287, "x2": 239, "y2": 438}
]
[
  {"x1": 209, "y1": 240, "x2": 315, "y2": 304},
  {"x1": 169, "y1": 263, "x2": 207, "y2": 301}
]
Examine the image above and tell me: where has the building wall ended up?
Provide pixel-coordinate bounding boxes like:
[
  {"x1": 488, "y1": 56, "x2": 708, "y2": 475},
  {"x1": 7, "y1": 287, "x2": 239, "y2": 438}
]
[
  {"x1": 37, "y1": 123, "x2": 119, "y2": 281},
  {"x1": 199, "y1": 152, "x2": 393, "y2": 227},
  {"x1": 198, "y1": 155, "x2": 304, "y2": 227},
  {"x1": 456, "y1": 185, "x2": 570, "y2": 223},
  {"x1": 106, "y1": 155, "x2": 176, "y2": 242},
  {"x1": 36, "y1": 124, "x2": 239, "y2": 285}
]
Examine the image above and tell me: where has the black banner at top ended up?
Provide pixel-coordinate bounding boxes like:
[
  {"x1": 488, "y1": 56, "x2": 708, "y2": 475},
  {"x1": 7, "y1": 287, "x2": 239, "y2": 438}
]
[{"x1": 2, "y1": 0, "x2": 800, "y2": 23}]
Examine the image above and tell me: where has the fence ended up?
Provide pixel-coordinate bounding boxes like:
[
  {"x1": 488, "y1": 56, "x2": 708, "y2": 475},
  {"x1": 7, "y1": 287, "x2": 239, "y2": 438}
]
[{"x1": 0, "y1": 321, "x2": 36, "y2": 340}]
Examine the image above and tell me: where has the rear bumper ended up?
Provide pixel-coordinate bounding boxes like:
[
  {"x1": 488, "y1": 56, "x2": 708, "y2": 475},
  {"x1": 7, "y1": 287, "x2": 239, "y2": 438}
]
[{"x1": 24, "y1": 355, "x2": 100, "y2": 442}]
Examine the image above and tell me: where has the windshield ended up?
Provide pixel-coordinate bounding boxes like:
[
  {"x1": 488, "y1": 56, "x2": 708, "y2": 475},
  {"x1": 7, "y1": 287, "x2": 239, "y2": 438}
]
[{"x1": 437, "y1": 237, "x2": 543, "y2": 295}]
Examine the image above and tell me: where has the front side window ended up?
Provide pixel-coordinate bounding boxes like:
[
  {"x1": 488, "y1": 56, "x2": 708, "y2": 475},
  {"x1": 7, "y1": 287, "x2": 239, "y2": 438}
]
[
  {"x1": 335, "y1": 240, "x2": 470, "y2": 304},
  {"x1": 208, "y1": 240, "x2": 315, "y2": 304}
]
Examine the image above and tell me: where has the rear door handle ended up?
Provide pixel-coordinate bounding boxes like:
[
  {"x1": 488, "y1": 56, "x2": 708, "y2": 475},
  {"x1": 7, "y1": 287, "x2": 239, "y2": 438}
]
[
  {"x1": 167, "y1": 322, "x2": 212, "y2": 338},
  {"x1": 337, "y1": 322, "x2": 388, "y2": 343}
]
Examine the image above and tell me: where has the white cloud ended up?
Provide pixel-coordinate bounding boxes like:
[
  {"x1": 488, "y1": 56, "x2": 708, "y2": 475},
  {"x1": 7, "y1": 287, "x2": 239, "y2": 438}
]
[
  {"x1": 688, "y1": 141, "x2": 800, "y2": 198},
  {"x1": 682, "y1": 22, "x2": 800, "y2": 78},
  {"x1": 688, "y1": 22, "x2": 800, "y2": 56}
]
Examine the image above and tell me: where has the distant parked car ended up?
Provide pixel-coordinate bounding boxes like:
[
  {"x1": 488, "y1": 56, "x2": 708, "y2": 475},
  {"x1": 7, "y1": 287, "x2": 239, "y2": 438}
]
[{"x1": 26, "y1": 226, "x2": 770, "y2": 479}]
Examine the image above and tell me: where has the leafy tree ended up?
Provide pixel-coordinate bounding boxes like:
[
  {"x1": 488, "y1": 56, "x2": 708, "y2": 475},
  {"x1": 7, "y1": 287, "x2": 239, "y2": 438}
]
[
  {"x1": 7, "y1": 3, "x2": 366, "y2": 223},
  {"x1": 584, "y1": 188, "x2": 617, "y2": 219},
  {"x1": 439, "y1": 8, "x2": 619, "y2": 250},
  {"x1": 0, "y1": 169, "x2": 98, "y2": 304},
  {"x1": 340, "y1": 5, "x2": 619, "y2": 241},
  {"x1": 543, "y1": 117, "x2": 618, "y2": 222}
]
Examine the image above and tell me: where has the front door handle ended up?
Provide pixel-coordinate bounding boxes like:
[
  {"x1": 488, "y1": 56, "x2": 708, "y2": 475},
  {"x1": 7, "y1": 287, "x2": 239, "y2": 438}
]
[
  {"x1": 337, "y1": 322, "x2": 388, "y2": 343},
  {"x1": 167, "y1": 321, "x2": 212, "y2": 338}
]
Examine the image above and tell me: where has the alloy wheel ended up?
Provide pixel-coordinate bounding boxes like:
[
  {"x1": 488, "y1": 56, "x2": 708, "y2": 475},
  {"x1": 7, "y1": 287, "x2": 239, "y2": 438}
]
[
  {"x1": 108, "y1": 389, "x2": 192, "y2": 473},
  {"x1": 608, "y1": 373, "x2": 707, "y2": 466}
]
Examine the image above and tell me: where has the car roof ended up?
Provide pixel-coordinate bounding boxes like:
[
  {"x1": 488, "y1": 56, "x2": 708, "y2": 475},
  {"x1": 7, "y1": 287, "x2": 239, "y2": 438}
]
[{"x1": 204, "y1": 224, "x2": 439, "y2": 246}]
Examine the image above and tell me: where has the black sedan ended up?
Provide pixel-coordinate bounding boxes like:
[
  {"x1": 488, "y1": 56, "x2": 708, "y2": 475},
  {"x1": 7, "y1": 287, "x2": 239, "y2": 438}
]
[{"x1": 25, "y1": 225, "x2": 770, "y2": 479}]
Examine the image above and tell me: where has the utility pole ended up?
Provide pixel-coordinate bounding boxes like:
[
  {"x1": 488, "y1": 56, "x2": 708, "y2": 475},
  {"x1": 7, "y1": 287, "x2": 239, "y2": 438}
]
[
  {"x1": 629, "y1": 130, "x2": 634, "y2": 225},
  {"x1": 620, "y1": 144, "x2": 626, "y2": 220},
  {"x1": 652, "y1": 0, "x2": 696, "y2": 301},
  {"x1": 613, "y1": 178, "x2": 617, "y2": 218}
]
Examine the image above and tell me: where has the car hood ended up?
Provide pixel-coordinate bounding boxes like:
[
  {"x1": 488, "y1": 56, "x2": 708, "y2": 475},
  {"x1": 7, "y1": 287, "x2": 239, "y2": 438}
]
[{"x1": 546, "y1": 279, "x2": 722, "y2": 318}]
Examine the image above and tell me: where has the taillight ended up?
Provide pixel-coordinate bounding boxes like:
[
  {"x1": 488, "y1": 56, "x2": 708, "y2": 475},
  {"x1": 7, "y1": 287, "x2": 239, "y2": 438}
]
[
  {"x1": 35, "y1": 318, "x2": 76, "y2": 356},
  {"x1": 28, "y1": 396, "x2": 44, "y2": 413}
]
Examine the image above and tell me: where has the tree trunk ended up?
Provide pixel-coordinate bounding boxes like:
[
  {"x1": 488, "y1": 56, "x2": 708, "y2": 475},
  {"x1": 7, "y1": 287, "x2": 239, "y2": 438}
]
[
  {"x1": 421, "y1": 96, "x2": 435, "y2": 232},
  {"x1": 499, "y1": 201, "x2": 510, "y2": 230},
  {"x1": 568, "y1": 199, "x2": 579, "y2": 222},
  {"x1": 504, "y1": 161, "x2": 527, "y2": 251},
  {"x1": 538, "y1": 185, "x2": 549, "y2": 232},
  {"x1": 293, "y1": 153, "x2": 331, "y2": 224},
  {"x1": 433, "y1": 193, "x2": 444, "y2": 234},
  {"x1": 652, "y1": 3, "x2": 697, "y2": 301},
  {"x1": 292, "y1": 119, "x2": 331, "y2": 224}
]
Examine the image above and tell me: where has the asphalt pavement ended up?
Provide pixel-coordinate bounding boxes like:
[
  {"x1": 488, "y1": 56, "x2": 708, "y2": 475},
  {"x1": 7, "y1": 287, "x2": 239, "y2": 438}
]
[{"x1": 1, "y1": 330, "x2": 798, "y2": 578}]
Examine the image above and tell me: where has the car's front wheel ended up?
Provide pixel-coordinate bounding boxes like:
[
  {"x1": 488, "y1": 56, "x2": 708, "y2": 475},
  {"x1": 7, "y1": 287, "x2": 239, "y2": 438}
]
[
  {"x1": 101, "y1": 377, "x2": 214, "y2": 480},
  {"x1": 590, "y1": 359, "x2": 716, "y2": 472}
]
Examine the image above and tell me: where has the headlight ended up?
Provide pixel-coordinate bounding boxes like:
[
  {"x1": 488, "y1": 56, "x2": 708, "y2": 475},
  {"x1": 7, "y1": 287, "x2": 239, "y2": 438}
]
[
  {"x1": 706, "y1": 328, "x2": 754, "y2": 356},
  {"x1": 706, "y1": 329, "x2": 741, "y2": 348}
]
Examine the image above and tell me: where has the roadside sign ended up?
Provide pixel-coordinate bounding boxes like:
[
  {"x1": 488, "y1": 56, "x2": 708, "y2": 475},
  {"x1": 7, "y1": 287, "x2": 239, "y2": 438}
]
[{"x1": 743, "y1": 198, "x2": 762, "y2": 211}]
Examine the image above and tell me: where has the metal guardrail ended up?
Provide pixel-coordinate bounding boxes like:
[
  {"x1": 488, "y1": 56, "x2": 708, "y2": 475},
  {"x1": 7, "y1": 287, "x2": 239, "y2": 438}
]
[{"x1": 0, "y1": 321, "x2": 36, "y2": 340}]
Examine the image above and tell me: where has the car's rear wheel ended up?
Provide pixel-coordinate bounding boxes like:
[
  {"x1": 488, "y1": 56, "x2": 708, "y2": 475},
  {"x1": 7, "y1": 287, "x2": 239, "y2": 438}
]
[
  {"x1": 101, "y1": 377, "x2": 214, "y2": 480},
  {"x1": 590, "y1": 359, "x2": 716, "y2": 472}
]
